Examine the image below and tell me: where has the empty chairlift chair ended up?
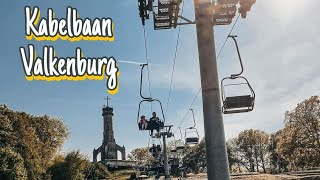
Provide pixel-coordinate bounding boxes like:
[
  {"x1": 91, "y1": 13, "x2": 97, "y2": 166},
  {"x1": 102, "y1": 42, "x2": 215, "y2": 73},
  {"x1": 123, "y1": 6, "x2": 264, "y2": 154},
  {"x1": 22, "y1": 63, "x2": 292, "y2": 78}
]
[
  {"x1": 171, "y1": 134, "x2": 184, "y2": 152},
  {"x1": 185, "y1": 127, "x2": 199, "y2": 145},
  {"x1": 175, "y1": 140, "x2": 185, "y2": 151},
  {"x1": 221, "y1": 76, "x2": 255, "y2": 114},
  {"x1": 170, "y1": 136, "x2": 178, "y2": 153},
  {"x1": 221, "y1": 35, "x2": 255, "y2": 114},
  {"x1": 175, "y1": 127, "x2": 185, "y2": 150},
  {"x1": 184, "y1": 109, "x2": 199, "y2": 145}
]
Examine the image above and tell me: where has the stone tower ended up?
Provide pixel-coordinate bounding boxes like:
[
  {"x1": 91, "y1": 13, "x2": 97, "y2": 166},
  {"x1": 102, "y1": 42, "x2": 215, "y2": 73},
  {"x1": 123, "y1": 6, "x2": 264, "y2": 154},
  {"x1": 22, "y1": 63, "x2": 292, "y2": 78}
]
[{"x1": 93, "y1": 98, "x2": 126, "y2": 162}]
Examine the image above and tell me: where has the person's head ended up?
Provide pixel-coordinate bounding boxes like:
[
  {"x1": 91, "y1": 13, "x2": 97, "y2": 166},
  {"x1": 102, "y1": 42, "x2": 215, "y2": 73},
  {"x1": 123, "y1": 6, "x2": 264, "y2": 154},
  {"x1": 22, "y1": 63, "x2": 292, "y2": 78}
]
[
  {"x1": 152, "y1": 112, "x2": 156, "y2": 117},
  {"x1": 140, "y1": 115, "x2": 145, "y2": 120}
]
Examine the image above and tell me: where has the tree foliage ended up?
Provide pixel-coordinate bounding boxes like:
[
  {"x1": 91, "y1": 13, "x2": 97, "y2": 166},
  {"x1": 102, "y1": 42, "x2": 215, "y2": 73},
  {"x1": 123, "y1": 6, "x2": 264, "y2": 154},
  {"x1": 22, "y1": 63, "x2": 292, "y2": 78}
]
[
  {"x1": 49, "y1": 150, "x2": 111, "y2": 180},
  {"x1": 181, "y1": 139, "x2": 205, "y2": 173},
  {"x1": 0, "y1": 105, "x2": 69, "y2": 179},
  {"x1": 128, "y1": 147, "x2": 154, "y2": 166},
  {"x1": 86, "y1": 162, "x2": 112, "y2": 180},
  {"x1": 0, "y1": 147, "x2": 27, "y2": 180},
  {"x1": 268, "y1": 131, "x2": 288, "y2": 173},
  {"x1": 276, "y1": 96, "x2": 320, "y2": 170},
  {"x1": 228, "y1": 129, "x2": 270, "y2": 173}
]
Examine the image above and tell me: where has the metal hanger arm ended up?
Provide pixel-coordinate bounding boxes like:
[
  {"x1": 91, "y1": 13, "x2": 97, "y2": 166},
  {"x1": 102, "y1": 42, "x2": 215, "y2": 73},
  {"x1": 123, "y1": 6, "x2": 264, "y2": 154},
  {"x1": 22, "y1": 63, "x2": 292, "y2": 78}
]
[
  {"x1": 228, "y1": 35, "x2": 244, "y2": 77},
  {"x1": 190, "y1": 109, "x2": 196, "y2": 128},
  {"x1": 140, "y1": 63, "x2": 152, "y2": 99}
]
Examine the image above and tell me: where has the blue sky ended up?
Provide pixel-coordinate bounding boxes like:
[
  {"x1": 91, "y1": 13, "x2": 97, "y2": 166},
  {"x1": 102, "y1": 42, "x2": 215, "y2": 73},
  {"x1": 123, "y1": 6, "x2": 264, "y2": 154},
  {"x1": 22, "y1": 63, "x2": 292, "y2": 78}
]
[{"x1": 1, "y1": 0, "x2": 319, "y2": 160}]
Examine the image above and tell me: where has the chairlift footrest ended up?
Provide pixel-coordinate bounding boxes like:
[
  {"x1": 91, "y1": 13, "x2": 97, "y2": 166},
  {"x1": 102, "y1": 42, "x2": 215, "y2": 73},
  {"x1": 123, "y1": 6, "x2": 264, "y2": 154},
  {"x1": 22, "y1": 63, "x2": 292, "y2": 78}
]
[{"x1": 223, "y1": 108, "x2": 253, "y2": 114}]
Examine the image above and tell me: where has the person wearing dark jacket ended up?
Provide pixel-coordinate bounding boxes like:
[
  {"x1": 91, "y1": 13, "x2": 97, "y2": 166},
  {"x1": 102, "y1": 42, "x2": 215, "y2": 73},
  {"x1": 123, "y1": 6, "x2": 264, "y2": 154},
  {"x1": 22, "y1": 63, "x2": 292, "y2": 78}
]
[{"x1": 149, "y1": 112, "x2": 160, "y2": 135}]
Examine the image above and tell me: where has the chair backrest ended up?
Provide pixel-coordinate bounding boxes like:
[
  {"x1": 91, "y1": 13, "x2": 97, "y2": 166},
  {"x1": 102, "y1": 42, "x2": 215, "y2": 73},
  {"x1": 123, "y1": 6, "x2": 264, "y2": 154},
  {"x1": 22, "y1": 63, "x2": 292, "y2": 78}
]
[
  {"x1": 176, "y1": 146, "x2": 184, "y2": 150},
  {"x1": 225, "y1": 95, "x2": 253, "y2": 109},
  {"x1": 186, "y1": 137, "x2": 199, "y2": 144},
  {"x1": 171, "y1": 149, "x2": 177, "y2": 153}
]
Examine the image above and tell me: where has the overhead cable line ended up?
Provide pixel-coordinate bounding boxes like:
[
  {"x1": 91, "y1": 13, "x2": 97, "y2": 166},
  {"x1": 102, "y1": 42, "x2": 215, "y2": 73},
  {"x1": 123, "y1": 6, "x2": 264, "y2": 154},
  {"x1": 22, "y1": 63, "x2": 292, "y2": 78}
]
[
  {"x1": 173, "y1": 14, "x2": 241, "y2": 133},
  {"x1": 216, "y1": 14, "x2": 240, "y2": 59},
  {"x1": 164, "y1": 0, "x2": 185, "y2": 119},
  {"x1": 173, "y1": 88, "x2": 201, "y2": 134}
]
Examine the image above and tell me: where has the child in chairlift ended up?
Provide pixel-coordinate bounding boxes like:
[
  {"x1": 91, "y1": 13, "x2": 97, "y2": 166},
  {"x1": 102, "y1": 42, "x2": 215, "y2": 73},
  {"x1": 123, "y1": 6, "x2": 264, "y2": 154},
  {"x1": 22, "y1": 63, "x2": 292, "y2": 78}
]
[{"x1": 139, "y1": 115, "x2": 148, "y2": 130}]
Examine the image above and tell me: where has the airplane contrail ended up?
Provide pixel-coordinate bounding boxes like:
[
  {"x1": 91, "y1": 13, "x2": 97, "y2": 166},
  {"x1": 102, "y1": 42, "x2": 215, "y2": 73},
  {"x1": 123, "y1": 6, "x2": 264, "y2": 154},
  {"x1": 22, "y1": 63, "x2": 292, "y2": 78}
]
[
  {"x1": 117, "y1": 60, "x2": 144, "y2": 65},
  {"x1": 117, "y1": 60, "x2": 164, "y2": 66}
]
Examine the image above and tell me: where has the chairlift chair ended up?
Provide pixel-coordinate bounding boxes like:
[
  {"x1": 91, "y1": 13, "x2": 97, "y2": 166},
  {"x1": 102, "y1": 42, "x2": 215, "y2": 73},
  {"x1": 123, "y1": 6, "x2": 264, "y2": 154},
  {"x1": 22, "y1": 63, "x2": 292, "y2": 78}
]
[
  {"x1": 221, "y1": 35, "x2": 255, "y2": 114},
  {"x1": 176, "y1": 140, "x2": 185, "y2": 150},
  {"x1": 184, "y1": 109, "x2": 199, "y2": 145},
  {"x1": 137, "y1": 64, "x2": 166, "y2": 131},
  {"x1": 221, "y1": 76, "x2": 255, "y2": 114},
  {"x1": 171, "y1": 134, "x2": 183, "y2": 153},
  {"x1": 149, "y1": 144, "x2": 162, "y2": 158},
  {"x1": 175, "y1": 127, "x2": 185, "y2": 150},
  {"x1": 185, "y1": 127, "x2": 199, "y2": 145},
  {"x1": 137, "y1": 98, "x2": 166, "y2": 131}
]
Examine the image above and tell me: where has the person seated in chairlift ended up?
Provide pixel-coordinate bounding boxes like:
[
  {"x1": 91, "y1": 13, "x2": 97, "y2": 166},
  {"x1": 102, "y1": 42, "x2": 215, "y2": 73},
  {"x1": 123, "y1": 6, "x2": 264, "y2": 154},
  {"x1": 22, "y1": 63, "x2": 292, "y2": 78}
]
[
  {"x1": 138, "y1": 115, "x2": 142, "y2": 130},
  {"x1": 156, "y1": 145, "x2": 161, "y2": 152},
  {"x1": 149, "y1": 144, "x2": 157, "y2": 157},
  {"x1": 149, "y1": 112, "x2": 160, "y2": 135},
  {"x1": 139, "y1": 115, "x2": 148, "y2": 130}
]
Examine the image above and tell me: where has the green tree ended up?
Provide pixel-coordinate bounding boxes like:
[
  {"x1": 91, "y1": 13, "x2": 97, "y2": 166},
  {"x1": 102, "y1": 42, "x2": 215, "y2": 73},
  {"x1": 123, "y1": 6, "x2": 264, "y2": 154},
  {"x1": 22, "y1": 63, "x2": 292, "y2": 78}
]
[
  {"x1": 0, "y1": 147, "x2": 27, "y2": 180},
  {"x1": 49, "y1": 150, "x2": 91, "y2": 180},
  {"x1": 85, "y1": 162, "x2": 112, "y2": 180},
  {"x1": 64, "y1": 150, "x2": 91, "y2": 180},
  {"x1": 181, "y1": 139, "x2": 205, "y2": 173},
  {"x1": 48, "y1": 155, "x2": 67, "y2": 180}
]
